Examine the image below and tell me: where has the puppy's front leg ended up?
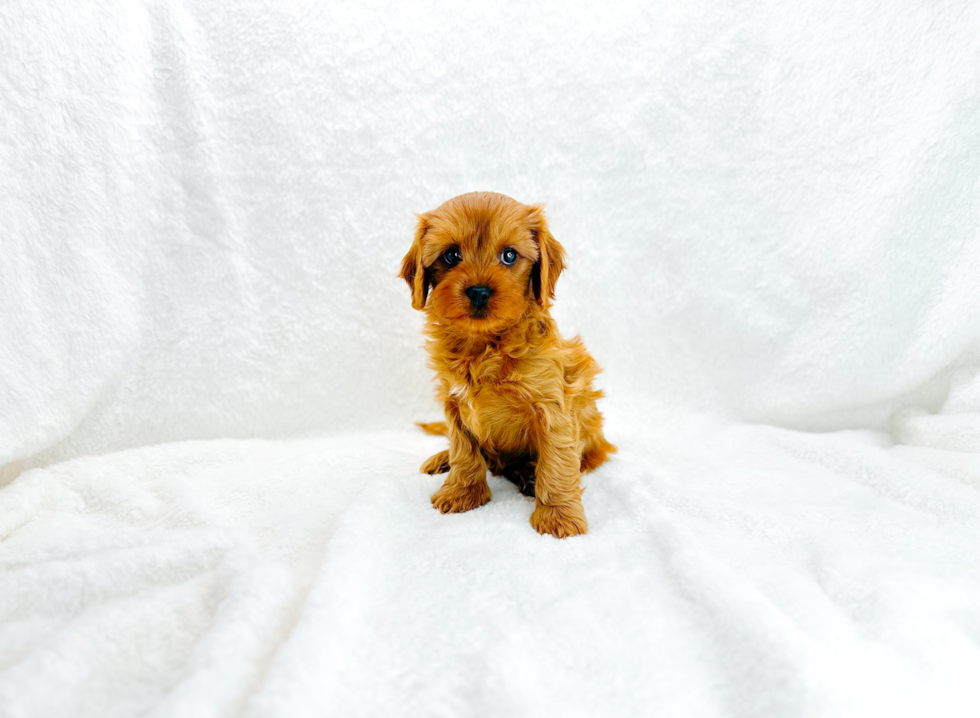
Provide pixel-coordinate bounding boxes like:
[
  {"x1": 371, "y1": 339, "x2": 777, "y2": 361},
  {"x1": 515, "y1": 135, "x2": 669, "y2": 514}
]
[
  {"x1": 431, "y1": 402, "x2": 491, "y2": 514},
  {"x1": 530, "y1": 407, "x2": 587, "y2": 538}
]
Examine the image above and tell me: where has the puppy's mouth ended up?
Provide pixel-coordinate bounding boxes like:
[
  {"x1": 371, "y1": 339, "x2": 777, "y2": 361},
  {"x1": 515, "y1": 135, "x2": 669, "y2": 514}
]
[{"x1": 470, "y1": 307, "x2": 488, "y2": 319}]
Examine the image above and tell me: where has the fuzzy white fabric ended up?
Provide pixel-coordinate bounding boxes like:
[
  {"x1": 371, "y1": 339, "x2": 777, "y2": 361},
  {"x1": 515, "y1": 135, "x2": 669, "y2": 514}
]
[
  {"x1": 2, "y1": 0, "x2": 980, "y2": 716},
  {"x1": 3, "y1": 392, "x2": 980, "y2": 717}
]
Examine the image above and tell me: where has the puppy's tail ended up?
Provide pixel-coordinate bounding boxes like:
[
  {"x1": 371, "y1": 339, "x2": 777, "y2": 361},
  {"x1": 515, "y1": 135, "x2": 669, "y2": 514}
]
[{"x1": 416, "y1": 421, "x2": 448, "y2": 436}]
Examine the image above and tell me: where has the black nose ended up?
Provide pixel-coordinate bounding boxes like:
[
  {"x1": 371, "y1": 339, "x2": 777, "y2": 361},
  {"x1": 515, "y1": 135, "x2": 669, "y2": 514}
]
[{"x1": 465, "y1": 284, "x2": 493, "y2": 309}]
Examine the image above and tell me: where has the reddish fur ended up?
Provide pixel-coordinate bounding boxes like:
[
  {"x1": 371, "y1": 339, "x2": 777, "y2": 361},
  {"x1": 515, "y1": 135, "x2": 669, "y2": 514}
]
[
  {"x1": 416, "y1": 421, "x2": 449, "y2": 436},
  {"x1": 400, "y1": 192, "x2": 615, "y2": 538}
]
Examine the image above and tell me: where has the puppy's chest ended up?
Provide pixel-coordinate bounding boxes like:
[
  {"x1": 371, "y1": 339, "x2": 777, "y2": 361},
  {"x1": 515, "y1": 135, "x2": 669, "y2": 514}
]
[{"x1": 446, "y1": 363, "x2": 534, "y2": 450}]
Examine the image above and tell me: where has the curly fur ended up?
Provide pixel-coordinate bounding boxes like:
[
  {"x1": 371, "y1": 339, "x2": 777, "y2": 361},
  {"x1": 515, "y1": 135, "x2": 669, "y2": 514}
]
[{"x1": 400, "y1": 192, "x2": 615, "y2": 538}]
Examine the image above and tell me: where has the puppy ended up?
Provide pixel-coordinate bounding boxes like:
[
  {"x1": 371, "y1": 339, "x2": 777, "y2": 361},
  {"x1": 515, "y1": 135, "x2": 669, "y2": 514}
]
[{"x1": 400, "y1": 192, "x2": 615, "y2": 538}]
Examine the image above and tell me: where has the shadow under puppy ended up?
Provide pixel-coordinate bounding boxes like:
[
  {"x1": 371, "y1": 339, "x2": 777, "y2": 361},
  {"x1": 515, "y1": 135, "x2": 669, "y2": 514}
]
[{"x1": 400, "y1": 192, "x2": 615, "y2": 538}]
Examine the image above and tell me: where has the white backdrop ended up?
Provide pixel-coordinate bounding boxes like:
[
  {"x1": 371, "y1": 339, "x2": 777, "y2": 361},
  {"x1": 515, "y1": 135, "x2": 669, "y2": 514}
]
[
  {"x1": 3, "y1": 0, "x2": 979, "y2": 474},
  {"x1": 3, "y1": 3, "x2": 980, "y2": 717}
]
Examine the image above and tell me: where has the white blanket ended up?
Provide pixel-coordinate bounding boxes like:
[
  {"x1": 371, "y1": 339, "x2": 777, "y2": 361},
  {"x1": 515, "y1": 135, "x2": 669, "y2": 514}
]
[
  {"x1": 3, "y1": 381, "x2": 980, "y2": 716},
  {"x1": 2, "y1": 1, "x2": 980, "y2": 715}
]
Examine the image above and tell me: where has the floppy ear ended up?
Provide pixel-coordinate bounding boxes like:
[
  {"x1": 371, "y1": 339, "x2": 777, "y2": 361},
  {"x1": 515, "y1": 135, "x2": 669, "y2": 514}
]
[
  {"x1": 399, "y1": 215, "x2": 430, "y2": 310},
  {"x1": 527, "y1": 205, "x2": 566, "y2": 307}
]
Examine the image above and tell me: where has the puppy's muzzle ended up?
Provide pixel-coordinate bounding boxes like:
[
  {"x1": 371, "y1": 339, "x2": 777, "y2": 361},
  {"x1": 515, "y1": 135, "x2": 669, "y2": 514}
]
[{"x1": 465, "y1": 285, "x2": 493, "y2": 313}]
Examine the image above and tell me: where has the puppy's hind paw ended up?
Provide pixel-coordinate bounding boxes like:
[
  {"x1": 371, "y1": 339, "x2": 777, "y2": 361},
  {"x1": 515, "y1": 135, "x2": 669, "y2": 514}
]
[
  {"x1": 420, "y1": 450, "x2": 450, "y2": 475},
  {"x1": 501, "y1": 460, "x2": 536, "y2": 497},
  {"x1": 432, "y1": 481, "x2": 491, "y2": 514},
  {"x1": 530, "y1": 501, "x2": 588, "y2": 538}
]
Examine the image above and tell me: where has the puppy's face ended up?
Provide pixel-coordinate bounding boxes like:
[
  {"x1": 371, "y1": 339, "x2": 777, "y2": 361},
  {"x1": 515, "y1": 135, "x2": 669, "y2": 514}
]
[{"x1": 400, "y1": 192, "x2": 566, "y2": 334}]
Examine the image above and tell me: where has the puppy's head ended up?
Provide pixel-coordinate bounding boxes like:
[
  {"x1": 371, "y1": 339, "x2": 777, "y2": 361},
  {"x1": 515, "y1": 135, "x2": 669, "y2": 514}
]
[{"x1": 399, "y1": 192, "x2": 565, "y2": 333}]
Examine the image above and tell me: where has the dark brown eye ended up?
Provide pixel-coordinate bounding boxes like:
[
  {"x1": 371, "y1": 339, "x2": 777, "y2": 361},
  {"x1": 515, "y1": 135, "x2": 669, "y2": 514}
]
[
  {"x1": 500, "y1": 248, "x2": 518, "y2": 266},
  {"x1": 443, "y1": 247, "x2": 462, "y2": 267}
]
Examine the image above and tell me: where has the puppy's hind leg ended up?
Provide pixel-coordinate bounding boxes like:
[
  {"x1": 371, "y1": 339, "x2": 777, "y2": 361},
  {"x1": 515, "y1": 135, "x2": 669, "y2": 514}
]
[
  {"x1": 501, "y1": 459, "x2": 537, "y2": 497},
  {"x1": 578, "y1": 402, "x2": 616, "y2": 473},
  {"x1": 420, "y1": 449, "x2": 450, "y2": 475},
  {"x1": 484, "y1": 450, "x2": 536, "y2": 496},
  {"x1": 580, "y1": 434, "x2": 616, "y2": 473}
]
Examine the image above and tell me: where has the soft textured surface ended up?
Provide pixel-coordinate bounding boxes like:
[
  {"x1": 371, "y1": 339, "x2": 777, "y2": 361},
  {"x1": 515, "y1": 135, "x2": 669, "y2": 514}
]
[
  {"x1": 3, "y1": 387, "x2": 980, "y2": 717},
  {"x1": 3, "y1": 0, "x2": 980, "y2": 470},
  {"x1": 2, "y1": 0, "x2": 980, "y2": 716}
]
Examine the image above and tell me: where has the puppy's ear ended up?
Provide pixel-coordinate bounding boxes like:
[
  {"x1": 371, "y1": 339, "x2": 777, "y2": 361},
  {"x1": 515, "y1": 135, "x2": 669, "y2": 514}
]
[
  {"x1": 527, "y1": 205, "x2": 566, "y2": 307},
  {"x1": 400, "y1": 215, "x2": 430, "y2": 310}
]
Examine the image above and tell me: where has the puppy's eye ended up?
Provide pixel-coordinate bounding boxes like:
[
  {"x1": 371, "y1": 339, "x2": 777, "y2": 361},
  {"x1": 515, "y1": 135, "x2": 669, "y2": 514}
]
[
  {"x1": 500, "y1": 248, "x2": 518, "y2": 266},
  {"x1": 442, "y1": 247, "x2": 462, "y2": 267}
]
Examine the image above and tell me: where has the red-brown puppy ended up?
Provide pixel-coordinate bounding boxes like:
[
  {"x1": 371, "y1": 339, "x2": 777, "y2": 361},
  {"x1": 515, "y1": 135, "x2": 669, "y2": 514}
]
[{"x1": 400, "y1": 192, "x2": 614, "y2": 538}]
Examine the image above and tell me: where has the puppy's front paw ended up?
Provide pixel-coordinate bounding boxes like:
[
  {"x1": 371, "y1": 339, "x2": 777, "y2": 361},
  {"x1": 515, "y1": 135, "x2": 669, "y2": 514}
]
[
  {"x1": 420, "y1": 450, "x2": 451, "y2": 475},
  {"x1": 432, "y1": 481, "x2": 491, "y2": 514},
  {"x1": 530, "y1": 501, "x2": 588, "y2": 538}
]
